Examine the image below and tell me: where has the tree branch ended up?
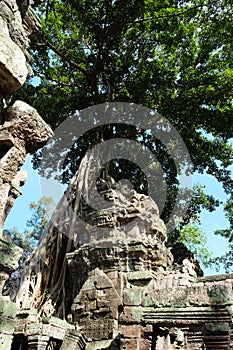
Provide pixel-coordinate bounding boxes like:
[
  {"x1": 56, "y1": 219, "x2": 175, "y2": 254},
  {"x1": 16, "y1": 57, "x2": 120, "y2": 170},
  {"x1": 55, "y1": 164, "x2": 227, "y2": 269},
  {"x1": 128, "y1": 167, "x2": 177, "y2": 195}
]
[
  {"x1": 33, "y1": 68, "x2": 91, "y2": 94},
  {"x1": 46, "y1": 41, "x2": 89, "y2": 77},
  {"x1": 133, "y1": 4, "x2": 203, "y2": 23}
]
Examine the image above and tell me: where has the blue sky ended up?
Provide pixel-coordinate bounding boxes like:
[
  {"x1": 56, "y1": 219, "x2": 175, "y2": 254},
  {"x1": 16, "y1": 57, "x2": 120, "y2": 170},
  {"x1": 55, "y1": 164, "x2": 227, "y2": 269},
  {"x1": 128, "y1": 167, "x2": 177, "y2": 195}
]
[
  {"x1": 5, "y1": 156, "x2": 42, "y2": 232},
  {"x1": 194, "y1": 173, "x2": 229, "y2": 275},
  {"x1": 4, "y1": 154, "x2": 230, "y2": 276}
]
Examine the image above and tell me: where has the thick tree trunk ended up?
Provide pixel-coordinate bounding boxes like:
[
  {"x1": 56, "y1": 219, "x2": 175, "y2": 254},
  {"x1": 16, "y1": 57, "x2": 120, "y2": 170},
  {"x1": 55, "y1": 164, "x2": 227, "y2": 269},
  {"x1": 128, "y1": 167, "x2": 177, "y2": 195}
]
[{"x1": 11, "y1": 150, "x2": 97, "y2": 318}]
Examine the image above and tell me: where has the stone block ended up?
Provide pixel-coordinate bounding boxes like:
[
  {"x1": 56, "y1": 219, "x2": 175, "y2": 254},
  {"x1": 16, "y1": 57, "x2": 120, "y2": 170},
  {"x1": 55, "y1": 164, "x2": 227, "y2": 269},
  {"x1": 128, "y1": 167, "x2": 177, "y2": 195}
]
[
  {"x1": 6, "y1": 100, "x2": 53, "y2": 153},
  {"x1": 0, "y1": 16, "x2": 28, "y2": 96},
  {"x1": 120, "y1": 325, "x2": 141, "y2": 338},
  {"x1": 119, "y1": 306, "x2": 143, "y2": 323},
  {"x1": 127, "y1": 270, "x2": 154, "y2": 282},
  {"x1": 166, "y1": 275, "x2": 173, "y2": 289},
  {"x1": 0, "y1": 237, "x2": 22, "y2": 293},
  {"x1": 0, "y1": 147, "x2": 25, "y2": 184},
  {"x1": 205, "y1": 322, "x2": 229, "y2": 333},
  {"x1": 120, "y1": 339, "x2": 138, "y2": 350},
  {"x1": 86, "y1": 339, "x2": 117, "y2": 349},
  {"x1": 179, "y1": 277, "x2": 190, "y2": 286},
  {"x1": 143, "y1": 324, "x2": 153, "y2": 334},
  {"x1": 139, "y1": 339, "x2": 151, "y2": 350},
  {"x1": 96, "y1": 299, "x2": 110, "y2": 309},
  {"x1": 123, "y1": 289, "x2": 141, "y2": 306},
  {"x1": 0, "y1": 297, "x2": 18, "y2": 322}
]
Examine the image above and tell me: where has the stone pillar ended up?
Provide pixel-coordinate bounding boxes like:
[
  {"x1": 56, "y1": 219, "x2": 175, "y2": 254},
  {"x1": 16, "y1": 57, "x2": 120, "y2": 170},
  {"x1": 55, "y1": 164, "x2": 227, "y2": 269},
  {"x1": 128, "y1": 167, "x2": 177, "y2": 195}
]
[
  {"x1": 0, "y1": 236, "x2": 22, "y2": 350},
  {"x1": 120, "y1": 325, "x2": 151, "y2": 350},
  {"x1": 27, "y1": 335, "x2": 50, "y2": 350},
  {"x1": 0, "y1": 299, "x2": 18, "y2": 350}
]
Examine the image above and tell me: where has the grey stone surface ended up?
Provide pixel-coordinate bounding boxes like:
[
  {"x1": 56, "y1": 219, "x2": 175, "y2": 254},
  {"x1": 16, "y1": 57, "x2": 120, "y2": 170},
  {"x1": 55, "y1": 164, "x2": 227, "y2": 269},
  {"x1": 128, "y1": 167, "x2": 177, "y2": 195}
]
[
  {"x1": 0, "y1": 0, "x2": 41, "y2": 98},
  {"x1": 0, "y1": 16, "x2": 28, "y2": 96},
  {"x1": 0, "y1": 100, "x2": 53, "y2": 233},
  {"x1": 0, "y1": 0, "x2": 53, "y2": 237}
]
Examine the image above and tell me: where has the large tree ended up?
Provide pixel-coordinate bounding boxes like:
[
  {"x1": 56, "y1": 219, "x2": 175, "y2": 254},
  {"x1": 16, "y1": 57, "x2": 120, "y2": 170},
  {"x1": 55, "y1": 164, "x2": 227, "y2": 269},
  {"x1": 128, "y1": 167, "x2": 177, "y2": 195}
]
[{"x1": 16, "y1": 0, "x2": 233, "y2": 241}]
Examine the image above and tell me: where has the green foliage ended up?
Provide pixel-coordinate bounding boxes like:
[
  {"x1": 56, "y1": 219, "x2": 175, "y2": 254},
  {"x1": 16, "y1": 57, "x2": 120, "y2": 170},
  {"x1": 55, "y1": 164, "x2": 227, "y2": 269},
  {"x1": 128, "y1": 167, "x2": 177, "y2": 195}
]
[
  {"x1": 4, "y1": 197, "x2": 54, "y2": 255},
  {"x1": 26, "y1": 197, "x2": 54, "y2": 243},
  {"x1": 213, "y1": 245, "x2": 233, "y2": 273},
  {"x1": 170, "y1": 222, "x2": 212, "y2": 267},
  {"x1": 14, "y1": 1, "x2": 233, "y2": 259},
  {"x1": 215, "y1": 193, "x2": 233, "y2": 242},
  {"x1": 3, "y1": 197, "x2": 54, "y2": 291},
  {"x1": 213, "y1": 193, "x2": 233, "y2": 271}
]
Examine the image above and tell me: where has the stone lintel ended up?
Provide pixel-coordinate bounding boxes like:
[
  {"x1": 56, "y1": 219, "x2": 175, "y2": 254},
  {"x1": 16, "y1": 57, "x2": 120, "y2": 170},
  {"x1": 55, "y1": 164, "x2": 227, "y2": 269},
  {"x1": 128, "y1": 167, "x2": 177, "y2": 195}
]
[
  {"x1": 199, "y1": 273, "x2": 233, "y2": 282},
  {"x1": 142, "y1": 306, "x2": 232, "y2": 325}
]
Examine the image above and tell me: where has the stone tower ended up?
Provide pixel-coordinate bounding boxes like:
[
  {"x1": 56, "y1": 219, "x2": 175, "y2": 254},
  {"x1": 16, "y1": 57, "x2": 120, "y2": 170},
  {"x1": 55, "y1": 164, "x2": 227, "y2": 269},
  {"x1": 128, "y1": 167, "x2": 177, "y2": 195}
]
[{"x1": 12, "y1": 172, "x2": 233, "y2": 349}]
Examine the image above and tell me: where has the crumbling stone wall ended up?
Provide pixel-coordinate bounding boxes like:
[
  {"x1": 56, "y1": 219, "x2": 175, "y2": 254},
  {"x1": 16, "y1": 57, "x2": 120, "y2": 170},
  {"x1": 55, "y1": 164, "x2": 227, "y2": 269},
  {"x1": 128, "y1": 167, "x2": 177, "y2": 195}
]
[
  {"x1": 0, "y1": 0, "x2": 53, "y2": 234},
  {"x1": 0, "y1": 2, "x2": 53, "y2": 349},
  {"x1": 67, "y1": 237, "x2": 233, "y2": 349}
]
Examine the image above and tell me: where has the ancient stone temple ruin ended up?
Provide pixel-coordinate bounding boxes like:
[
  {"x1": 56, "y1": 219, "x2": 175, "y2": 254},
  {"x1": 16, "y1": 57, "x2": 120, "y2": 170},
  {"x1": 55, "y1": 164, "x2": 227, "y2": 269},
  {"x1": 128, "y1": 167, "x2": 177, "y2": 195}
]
[
  {"x1": 8, "y1": 171, "x2": 233, "y2": 350},
  {"x1": 1, "y1": 1, "x2": 233, "y2": 350}
]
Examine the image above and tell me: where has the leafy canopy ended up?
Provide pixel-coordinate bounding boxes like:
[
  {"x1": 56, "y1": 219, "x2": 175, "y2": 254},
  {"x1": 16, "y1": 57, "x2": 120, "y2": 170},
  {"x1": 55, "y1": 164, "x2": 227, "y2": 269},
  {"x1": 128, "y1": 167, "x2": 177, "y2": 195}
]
[{"x1": 16, "y1": 0, "x2": 233, "y2": 248}]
